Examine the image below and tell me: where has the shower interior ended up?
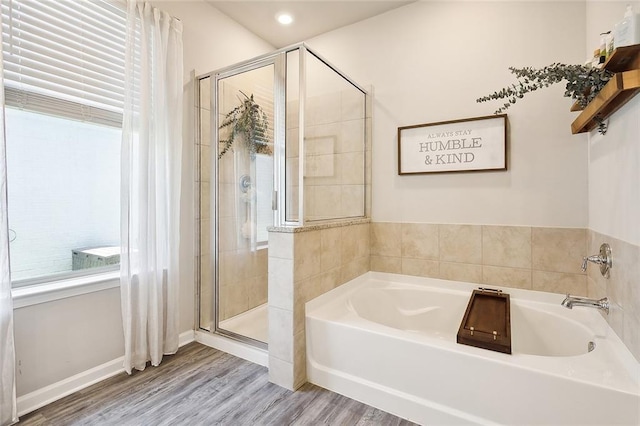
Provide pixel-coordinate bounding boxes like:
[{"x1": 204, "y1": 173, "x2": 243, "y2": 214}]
[{"x1": 197, "y1": 44, "x2": 367, "y2": 348}]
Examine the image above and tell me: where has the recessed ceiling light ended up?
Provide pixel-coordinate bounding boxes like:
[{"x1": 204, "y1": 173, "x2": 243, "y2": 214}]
[{"x1": 276, "y1": 12, "x2": 293, "y2": 25}]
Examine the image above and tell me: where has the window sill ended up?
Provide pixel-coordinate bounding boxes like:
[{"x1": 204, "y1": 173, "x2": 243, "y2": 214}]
[{"x1": 12, "y1": 271, "x2": 120, "y2": 309}]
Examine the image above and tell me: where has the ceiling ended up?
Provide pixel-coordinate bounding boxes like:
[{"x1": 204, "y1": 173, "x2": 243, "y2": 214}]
[{"x1": 205, "y1": 1, "x2": 414, "y2": 48}]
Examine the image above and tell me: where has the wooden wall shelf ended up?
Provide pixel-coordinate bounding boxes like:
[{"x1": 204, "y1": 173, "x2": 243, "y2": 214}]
[{"x1": 571, "y1": 45, "x2": 640, "y2": 134}]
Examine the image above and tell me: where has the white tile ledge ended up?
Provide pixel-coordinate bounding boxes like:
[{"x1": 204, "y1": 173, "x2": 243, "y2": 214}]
[
  {"x1": 12, "y1": 272, "x2": 120, "y2": 309},
  {"x1": 268, "y1": 217, "x2": 370, "y2": 233}
]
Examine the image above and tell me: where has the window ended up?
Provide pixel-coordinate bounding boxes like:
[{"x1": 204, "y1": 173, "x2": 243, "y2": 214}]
[
  {"x1": 2, "y1": 0, "x2": 126, "y2": 285},
  {"x1": 255, "y1": 153, "x2": 273, "y2": 245}
]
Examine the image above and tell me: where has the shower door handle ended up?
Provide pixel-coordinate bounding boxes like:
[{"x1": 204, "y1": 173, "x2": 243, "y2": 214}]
[{"x1": 272, "y1": 190, "x2": 278, "y2": 210}]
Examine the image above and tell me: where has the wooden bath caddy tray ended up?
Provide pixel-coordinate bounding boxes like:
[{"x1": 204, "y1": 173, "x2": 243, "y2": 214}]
[{"x1": 457, "y1": 288, "x2": 512, "y2": 354}]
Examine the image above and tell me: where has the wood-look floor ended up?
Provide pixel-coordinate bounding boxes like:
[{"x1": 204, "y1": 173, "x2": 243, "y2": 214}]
[{"x1": 20, "y1": 342, "x2": 417, "y2": 425}]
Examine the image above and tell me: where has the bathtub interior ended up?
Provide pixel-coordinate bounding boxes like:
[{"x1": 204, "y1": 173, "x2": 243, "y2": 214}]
[
  {"x1": 347, "y1": 287, "x2": 466, "y2": 337},
  {"x1": 346, "y1": 277, "x2": 597, "y2": 357},
  {"x1": 510, "y1": 302, "x2": 594, "y2": 356}
]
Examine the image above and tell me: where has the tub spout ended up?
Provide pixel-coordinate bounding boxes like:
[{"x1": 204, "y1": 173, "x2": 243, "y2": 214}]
[{"x1": 561, "y1": 294, "x2": 609, "y2": 315}]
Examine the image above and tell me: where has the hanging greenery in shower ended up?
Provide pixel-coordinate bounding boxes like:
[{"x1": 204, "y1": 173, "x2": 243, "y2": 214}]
[{"x1": 218, "y1": 91, "x2": 272, "y2": 159}]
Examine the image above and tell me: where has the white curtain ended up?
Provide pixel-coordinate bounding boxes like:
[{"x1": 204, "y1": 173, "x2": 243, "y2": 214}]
[
  {"x1": 121, "y1": 1, "x2": 183, "y2": 374},
  {"x1": 0, "y1": 11, "x2": 17, "y2": 423}
]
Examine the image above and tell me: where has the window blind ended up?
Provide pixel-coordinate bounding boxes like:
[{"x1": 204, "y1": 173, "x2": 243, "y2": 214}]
[{"x1": 1, "y1": 0, "x2": 126, "y2": 127}]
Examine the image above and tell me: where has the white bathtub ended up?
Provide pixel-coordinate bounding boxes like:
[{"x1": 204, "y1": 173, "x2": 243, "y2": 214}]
[{"x1": 306, "y1": 272, "x2": 640, "y2": 425}]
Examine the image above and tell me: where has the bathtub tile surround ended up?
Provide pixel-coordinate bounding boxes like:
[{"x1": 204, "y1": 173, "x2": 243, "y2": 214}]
[
  {"x1": 532, "y1": 270, "x2": 587, "y2": 295},
  {"x1": 439, "y1": 261, "x2": 482, "y2": 283},
  {"x1": 370, "y1": 223, "x2": 587, "y2": 296},
  {"x1": 401, "y1": 258, "x2": 439, "y2": 278},
  {"x1": 439, "y1": 224, "x2": 482, "y2": 264},
  {"x1": 401, "y1": 223, "x2": 439, "y2": 259},
  {"x1": 482, "y1": 265, "x2": 531, "y2": 289},
  {"x1": 370, "y1": 255, "x2": 401, "y2": 273},
  {"x1": 482, "y1": 225, "x2": 531, "y2": 268},
  {"x1": 532, "y1": 227, "x2": 587, "y2": 274},
  {"x1": 588, "y1": 229, "x2": 640, "y2": 361},
  {"x1": 268, "y1": 220, "x2": 370, "y2": 389},
  {"x1": 370, "y1": 222, "x2": 401, "y2": 257}
]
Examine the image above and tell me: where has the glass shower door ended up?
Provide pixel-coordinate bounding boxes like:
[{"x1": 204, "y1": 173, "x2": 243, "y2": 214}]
[
  {"x1": 215, "y1": 64, "x2": 274, "y2": 345},
  {"x1": 198, "y1": 59, "x2": 281, "y2": 348}
]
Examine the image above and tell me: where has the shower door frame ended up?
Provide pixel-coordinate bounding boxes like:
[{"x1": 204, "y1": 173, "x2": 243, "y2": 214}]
[{"x1": 208, "y1": 54, "x2": 284, "y2": 349}]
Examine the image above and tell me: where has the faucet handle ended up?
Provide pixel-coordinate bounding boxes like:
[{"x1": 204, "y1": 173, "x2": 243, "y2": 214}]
[
  {"x1": 581, "y1": 256, "x2": 589, "y2": 272},
  {"x1": 581, "y1": 243, "x2": 612, "y2": 278}
]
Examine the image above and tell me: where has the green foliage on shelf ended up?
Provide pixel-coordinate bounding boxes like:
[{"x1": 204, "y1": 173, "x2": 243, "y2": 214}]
[
  {"x1": 477, "y1": 64, "x2": 614, "y2": 134},
  {"x1": 219, "y1": 91, "x2": 271, "y2": 159}
]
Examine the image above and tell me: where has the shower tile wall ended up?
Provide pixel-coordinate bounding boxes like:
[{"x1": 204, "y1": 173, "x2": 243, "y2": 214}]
[
  {"x1": 371, "y1": 223, "x2": 588, "y2": 296},
  {"x1": 286, "y1": 90, "x2": 366, "y2": 222},
  {"x1": 587, "y1": 230, "x2": 640, "y2": 361}
]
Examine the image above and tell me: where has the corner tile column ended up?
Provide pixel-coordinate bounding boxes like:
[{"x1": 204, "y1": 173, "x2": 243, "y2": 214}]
[
  {"x1": 267, "y1": 230, "x2": 297, "y2": 389},
  {"x1": 267, "y1": 228, "x2": 322, "y2": 390}
]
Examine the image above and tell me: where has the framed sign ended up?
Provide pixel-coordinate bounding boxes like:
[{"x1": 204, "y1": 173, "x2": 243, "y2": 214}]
[{"x1": 398, "y1": 114, "x2": 507, "y2": 175}]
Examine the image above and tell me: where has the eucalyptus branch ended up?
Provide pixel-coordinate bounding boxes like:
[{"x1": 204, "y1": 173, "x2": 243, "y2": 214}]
[
  {"x1": 477, "y1": 63, "x2": 613, "y2": 134},
  {"x1": 218, "y1": 90, "x2": 271, "y2": 159}
]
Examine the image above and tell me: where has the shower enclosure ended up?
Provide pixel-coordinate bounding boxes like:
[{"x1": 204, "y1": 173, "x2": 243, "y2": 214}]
[{"x1": 196, "y1": 44, "x2": 367, "y2": 348}]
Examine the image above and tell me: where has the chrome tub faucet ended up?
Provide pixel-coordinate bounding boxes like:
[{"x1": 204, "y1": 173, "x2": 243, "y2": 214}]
[{"x1": 561, "y1": 294, "x2": 609, "y2": 314}]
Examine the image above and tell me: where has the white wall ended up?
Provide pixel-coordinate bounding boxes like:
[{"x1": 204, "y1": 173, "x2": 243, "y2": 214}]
[
  {"x1": 13, "y1": 288, "x2": 124, "y2": 395},
  {"x1": 589, "y1": 92, "x2": 640, "y2": 246},
  {"x1": 586, "y1": 1, "x2": 640, "y2": 246},
  {"x1": 307, "y1": 1, "x2": 588, "y2": 227},
  {"x1": 13, "y1": 0, "x2": 273, "y2": 399}
]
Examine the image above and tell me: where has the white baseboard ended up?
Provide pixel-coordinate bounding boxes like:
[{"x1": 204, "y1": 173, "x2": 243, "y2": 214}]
[
  {"x1": 17, "y1": 329, "x2": 197, "y2": 417},
  {"x1": 179, "y1": 329, "x2": 196, "y2": 347},
  {"x1": 195, "y1": 330, "x2": 268, "y2": 367},
  {"x1": 17, "y1": 356, "x2": 125, "y2": 417}
]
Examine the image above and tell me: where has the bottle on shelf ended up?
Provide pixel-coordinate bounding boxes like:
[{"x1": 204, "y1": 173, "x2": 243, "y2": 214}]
[
  {"x1": 613, "y1": 4, "x2": 640, "y2": 49},
  {"x1": 599, "y1": 31, "x2": 611, "y2": 64}
]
